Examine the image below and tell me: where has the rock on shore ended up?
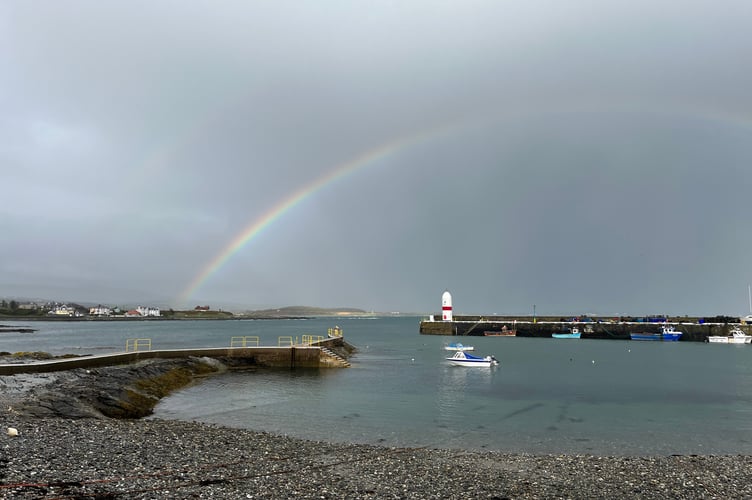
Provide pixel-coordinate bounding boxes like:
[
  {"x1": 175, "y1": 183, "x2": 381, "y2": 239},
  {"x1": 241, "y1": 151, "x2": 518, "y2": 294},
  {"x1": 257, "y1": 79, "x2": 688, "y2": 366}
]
[{"x1": 0, "y1": 356, "x2": 238, "y2": 419}]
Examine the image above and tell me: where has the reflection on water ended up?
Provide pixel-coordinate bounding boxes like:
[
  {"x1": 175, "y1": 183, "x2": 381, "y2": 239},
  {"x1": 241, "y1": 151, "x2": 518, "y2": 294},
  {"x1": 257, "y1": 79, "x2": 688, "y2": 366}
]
[
  {"x1": 436, "y1": 364, "x2": 494, "y2": 422},
  {"x1": 432, "y1": 364, "x2": 500, "y2": 449}
]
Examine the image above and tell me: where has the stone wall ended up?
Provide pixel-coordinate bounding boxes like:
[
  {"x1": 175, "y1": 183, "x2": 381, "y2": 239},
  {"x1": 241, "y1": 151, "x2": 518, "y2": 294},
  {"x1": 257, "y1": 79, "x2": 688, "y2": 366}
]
[
  {"x1": 0, "y1": 346, "x2": 324, "y2": 375},
  {"x1": 419, "y1": 319, "x2": 749, "y2": 342}
]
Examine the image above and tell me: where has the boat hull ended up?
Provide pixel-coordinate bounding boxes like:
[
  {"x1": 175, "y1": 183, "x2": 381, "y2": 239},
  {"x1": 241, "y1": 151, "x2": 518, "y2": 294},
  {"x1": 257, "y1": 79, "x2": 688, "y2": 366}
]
[
  {"x1": 630, "y1": 333, "x2": 682, "y2": 341},
  {"x1": 552, "y1": 333, "x2": 581, "y2": 339},
  {"x1": 707, "y1": 336, "x2": 729, "y2": 344},
  {"x1": 708, "y1": 334, "x2": 752, "y2": 344},
  {"x1": 446, "y1": 359, "x2": 495, "y2": 367}
]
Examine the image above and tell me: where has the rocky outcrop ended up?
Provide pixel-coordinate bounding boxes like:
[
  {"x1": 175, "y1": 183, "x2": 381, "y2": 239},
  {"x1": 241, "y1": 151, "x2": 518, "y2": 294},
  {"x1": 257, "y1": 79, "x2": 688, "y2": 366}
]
[
  {"x1": 8, "y1": 357, "x2": 237, "y2": 419},
  {"x1": 0, "y1": 327, "x2": 36, "y2": 333}
]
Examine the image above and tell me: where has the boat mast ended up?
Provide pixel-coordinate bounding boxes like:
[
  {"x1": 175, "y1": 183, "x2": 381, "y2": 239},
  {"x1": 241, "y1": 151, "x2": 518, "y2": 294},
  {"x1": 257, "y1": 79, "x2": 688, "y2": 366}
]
[{"x1": 748, "y1": 284, "x2": 751, "y2": 314}]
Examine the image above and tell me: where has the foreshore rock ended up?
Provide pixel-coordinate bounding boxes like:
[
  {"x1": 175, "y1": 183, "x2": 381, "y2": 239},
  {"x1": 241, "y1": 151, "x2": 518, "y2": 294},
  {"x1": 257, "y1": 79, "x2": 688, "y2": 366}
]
[
  {"x1": 1, "y1": 357, "x2": 237, "y2": 419},
  {"x1": 0, "y1": 328, "x2": 36, "y2": 333}
]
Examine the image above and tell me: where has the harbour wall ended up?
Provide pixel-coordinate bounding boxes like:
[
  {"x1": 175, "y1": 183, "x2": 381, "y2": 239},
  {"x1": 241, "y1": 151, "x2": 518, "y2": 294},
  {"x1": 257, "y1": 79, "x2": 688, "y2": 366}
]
[
  {"x1": 0, "y1": 337, "x2": 354, "y2": 376},
  {"x1": 420, "y1": 316, "x2": 750, "y2": 342}
]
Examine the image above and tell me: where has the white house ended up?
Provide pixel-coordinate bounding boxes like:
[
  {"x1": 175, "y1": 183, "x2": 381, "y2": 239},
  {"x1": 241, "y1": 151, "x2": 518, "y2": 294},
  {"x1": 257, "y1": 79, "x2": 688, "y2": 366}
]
[
  {"x1": 136, "y1": 306, "x2": 161, "y2": 317},
  {"x1": 89, "y1": 305, "x2": 113, "y2": 316},
  {"x1": 49, "y1": 305, "x2": 76, "y2": 317}
]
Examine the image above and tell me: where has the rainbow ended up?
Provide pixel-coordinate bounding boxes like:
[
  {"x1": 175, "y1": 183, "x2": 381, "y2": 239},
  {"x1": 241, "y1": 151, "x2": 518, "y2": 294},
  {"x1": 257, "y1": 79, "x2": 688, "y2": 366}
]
[
  {"x1": 175, "y1": 103, "x2": 752, "y2": 306},
  {"x1": 175, "y1": 122, "x2": 461, "y2": 306}
]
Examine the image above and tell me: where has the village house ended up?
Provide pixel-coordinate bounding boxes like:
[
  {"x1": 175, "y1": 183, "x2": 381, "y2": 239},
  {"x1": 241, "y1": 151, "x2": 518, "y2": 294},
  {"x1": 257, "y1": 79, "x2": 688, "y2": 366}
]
[
  {"x1": 136, "y1": 306, "x2": 161, "y2": 317},
  {"x1": 48, "y1": 305, "x2": 81, "y2": 317},
  {"x1": 89, "y1": 305, "x2": 113, "y2": 316}
]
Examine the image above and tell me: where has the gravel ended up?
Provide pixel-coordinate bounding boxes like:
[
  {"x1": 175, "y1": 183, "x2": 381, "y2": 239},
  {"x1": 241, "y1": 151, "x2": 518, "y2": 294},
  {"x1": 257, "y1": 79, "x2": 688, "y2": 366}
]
[{"x1": 1, "y1": 416, "x2": 751, "y2": 499}]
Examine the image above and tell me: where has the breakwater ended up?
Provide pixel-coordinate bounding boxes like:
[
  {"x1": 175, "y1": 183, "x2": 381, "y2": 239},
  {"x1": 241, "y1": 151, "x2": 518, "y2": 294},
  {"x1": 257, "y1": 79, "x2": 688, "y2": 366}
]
[
  {"x1": 0, "y1": 337, "x2": 354, "y2": 375},
  {"x1": 420, "y1": 316, "x2": 750, "y2": 342}
]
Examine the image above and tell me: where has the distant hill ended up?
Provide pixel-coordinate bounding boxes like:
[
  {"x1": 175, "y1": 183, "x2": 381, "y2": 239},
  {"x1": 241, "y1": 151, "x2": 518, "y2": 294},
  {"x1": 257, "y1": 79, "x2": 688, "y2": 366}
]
[{"x1": 240, "y1": 306, "x2": 369, "y2": 318}]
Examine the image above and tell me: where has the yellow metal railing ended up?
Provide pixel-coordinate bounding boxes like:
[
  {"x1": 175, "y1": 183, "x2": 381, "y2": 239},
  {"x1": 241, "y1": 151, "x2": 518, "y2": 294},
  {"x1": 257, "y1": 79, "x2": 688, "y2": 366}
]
[
  {"x1": 301, "y1": 335, "x2": 324, "y2": 345},
  {"x1": 125, "y1": 338, "x2": 152, "y2": 352},
  {"x1": 230, "y1": 336, "x2": 260, "y2": 348},
  {"x1": 328, "y1": 326, "x2": 343, "y2": 337},
  {"x1": 279, "y1": 334, "x2": 326, "y2": 346}
]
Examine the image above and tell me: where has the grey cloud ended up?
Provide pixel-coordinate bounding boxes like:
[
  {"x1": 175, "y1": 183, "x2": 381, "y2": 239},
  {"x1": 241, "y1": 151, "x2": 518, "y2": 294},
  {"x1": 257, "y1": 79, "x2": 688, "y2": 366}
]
[{"x1": 2, "y1": 1, "x2": 752, "y2": 314}]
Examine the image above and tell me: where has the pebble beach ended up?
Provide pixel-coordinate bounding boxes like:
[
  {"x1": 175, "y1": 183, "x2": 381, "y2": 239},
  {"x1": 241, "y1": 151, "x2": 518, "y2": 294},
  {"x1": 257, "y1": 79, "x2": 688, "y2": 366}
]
[{"x1": 1, "y1": 417, "x2": 750, "y2": 499}]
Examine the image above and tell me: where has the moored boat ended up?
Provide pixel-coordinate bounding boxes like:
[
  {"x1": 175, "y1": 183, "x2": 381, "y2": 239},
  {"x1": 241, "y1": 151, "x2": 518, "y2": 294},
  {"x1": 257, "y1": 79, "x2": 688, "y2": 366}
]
[
  {"x1": 552, "y1": 327, "x2": 581, "y2": 339},
  {"x1": 484, "y1": 325, "x2": 516, "y2": 336},
  {"x1": 707, "y1": 328, "x2": 752, "y2": 344},
  {"x1": 630, "y1": 325, "x2": 683, "y2": 341},
  {"x1": 446, "y1": 351, "x2": 499, "y2": 367},
  {"x1": 484, "y1": 330, "x2": 517, "y2": 336}
]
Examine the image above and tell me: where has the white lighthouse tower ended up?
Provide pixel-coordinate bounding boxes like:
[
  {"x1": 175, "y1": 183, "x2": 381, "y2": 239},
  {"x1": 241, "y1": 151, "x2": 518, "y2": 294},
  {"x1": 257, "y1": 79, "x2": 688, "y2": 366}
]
[{"x1": 442, "y1": 290, "x2": 453, "y2": 321}]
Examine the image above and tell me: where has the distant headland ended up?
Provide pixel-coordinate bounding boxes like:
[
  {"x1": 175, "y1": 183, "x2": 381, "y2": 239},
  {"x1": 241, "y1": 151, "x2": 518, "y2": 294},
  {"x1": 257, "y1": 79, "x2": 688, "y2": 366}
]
[
  {"x1": 0, "y1": 300, "x2": 374, "y2": 321},
  {"x1": 236, "y1": 306, "x2": 372, "y2": 319}
]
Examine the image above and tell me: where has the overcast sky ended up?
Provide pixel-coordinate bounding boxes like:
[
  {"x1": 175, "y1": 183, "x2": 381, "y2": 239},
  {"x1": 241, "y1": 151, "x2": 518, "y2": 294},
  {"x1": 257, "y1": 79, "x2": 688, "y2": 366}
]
[{"x1": 2, "y1": 1, "x2": 752, "y2": 315}]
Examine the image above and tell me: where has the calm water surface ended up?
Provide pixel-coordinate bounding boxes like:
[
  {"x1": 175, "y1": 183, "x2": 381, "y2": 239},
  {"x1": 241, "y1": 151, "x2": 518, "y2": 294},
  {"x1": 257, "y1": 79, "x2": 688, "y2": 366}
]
[{"x1": 4, "y1": 317, "x2": 752, "y2": 455}]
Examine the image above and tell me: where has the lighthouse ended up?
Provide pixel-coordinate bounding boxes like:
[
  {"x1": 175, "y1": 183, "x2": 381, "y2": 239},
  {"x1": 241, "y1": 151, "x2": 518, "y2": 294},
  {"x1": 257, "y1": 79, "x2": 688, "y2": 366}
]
[{"x1": 442, "y1": 290, "x2": 453, "y2": 321}]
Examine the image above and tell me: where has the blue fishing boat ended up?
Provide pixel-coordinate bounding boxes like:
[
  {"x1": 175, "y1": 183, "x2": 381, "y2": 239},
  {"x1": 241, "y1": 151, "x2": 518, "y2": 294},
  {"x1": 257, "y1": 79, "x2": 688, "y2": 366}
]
[
  {"x1": 552, "y1": 327, "x2": 581, "y2": 339},
  {"x1": 630, "y1": 325, "x2": 683, "y2": 341}
]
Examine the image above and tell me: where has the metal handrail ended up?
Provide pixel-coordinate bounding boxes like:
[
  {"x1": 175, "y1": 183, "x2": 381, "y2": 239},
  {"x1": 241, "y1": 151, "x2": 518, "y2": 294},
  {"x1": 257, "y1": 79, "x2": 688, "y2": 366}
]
[
  {"x1": 125, "y1": 338, "x2": 152, "y2": 352},
  {"x1": 230, "y1": 336, "x2": 260, "y2": 348}
]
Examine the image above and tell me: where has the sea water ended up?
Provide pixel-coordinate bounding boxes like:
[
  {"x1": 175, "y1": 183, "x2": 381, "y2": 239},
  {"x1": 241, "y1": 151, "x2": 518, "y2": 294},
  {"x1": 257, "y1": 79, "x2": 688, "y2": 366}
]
[{"x1": 4, "y1": 316, "x2": 752, "y2": 455}]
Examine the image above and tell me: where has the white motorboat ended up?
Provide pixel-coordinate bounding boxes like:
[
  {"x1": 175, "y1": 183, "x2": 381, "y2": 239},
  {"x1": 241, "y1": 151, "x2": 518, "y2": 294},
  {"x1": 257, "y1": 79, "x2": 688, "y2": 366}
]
[
  {"x1": 708, "y1": 328, "x2": 752, "y2": 344},
  {"x1": 446, "y1": 351, "x2": 499, "y2": 367}
]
